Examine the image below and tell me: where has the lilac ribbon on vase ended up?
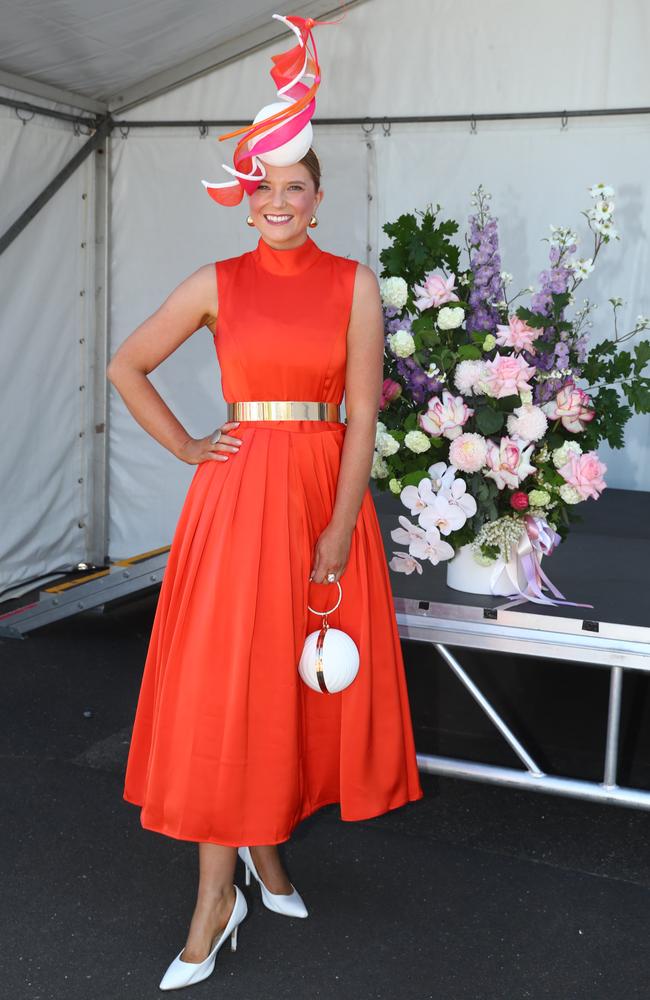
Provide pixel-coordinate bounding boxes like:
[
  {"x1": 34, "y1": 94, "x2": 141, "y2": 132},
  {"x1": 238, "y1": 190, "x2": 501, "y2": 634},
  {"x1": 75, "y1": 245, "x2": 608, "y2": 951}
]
[{"x1": 496, "y1": 514, "x2": 593, "y2": 610}]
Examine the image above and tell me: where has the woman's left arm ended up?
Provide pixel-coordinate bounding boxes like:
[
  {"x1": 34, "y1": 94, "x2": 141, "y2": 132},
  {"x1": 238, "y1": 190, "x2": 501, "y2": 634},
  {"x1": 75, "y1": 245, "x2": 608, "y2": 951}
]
[{"x1": 310, "y1": 263, "x2": 384, "y2": 584}]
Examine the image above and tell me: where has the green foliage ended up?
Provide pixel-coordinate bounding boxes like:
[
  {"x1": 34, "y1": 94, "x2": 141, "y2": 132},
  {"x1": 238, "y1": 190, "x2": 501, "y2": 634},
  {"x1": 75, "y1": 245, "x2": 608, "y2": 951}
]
[
  {"x1": 379, "y1": 205, "x2": 461, "y2": 297},
  {"x1": 475, "y1": 406, "x2": 504, "y2": 435}
]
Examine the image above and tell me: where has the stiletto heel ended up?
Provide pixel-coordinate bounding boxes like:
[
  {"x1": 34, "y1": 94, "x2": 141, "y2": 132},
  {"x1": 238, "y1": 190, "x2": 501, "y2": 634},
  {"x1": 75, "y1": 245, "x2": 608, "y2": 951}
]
[
  {"x1": 237, "y1": 846, "x2": 308, "y2": 918},
  {"x1": 159, "y1": 884, "x2": 248, "y2": 991}
]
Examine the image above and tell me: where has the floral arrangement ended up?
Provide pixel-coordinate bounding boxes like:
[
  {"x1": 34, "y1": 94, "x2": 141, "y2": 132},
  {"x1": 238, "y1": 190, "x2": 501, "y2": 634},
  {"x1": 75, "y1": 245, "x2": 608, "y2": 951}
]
[{"x1": 373, "y1": 184, "x2": 650, "y2": 588}]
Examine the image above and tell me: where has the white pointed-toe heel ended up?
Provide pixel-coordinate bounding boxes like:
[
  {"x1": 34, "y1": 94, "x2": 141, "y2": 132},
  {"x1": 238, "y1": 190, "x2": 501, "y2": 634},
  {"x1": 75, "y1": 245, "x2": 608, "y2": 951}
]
[
  {"x1": 159, "y1": 884, "x2": 247, "y2": 991},
  {"x1": 238, "y1": 846, "x2": 308, "y2": 918}
]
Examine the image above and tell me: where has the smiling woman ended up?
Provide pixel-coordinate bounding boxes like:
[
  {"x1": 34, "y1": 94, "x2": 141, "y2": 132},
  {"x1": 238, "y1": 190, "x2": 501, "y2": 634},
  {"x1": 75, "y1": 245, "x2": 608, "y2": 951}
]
[
  {"x1": 108, "y1": 11, "x2": 424, "y2": 994},
  {"x1": 247, "y1": 153, "x2": 323, "y2": 245}
]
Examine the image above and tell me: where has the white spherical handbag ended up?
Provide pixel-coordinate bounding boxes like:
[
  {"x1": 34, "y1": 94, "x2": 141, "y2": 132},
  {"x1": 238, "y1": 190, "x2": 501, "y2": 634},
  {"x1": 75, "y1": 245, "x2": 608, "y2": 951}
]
[{"x1": 299, "y1": 581, "x2": 360, "y2": 694}]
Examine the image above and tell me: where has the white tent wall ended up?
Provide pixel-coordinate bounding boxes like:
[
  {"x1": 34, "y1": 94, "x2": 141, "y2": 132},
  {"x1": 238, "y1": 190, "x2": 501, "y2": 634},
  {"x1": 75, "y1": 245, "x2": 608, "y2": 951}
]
[
  {"x1": 108, "y1": 0, "x2": 650, "y2": 560},
  {"x1": 0, "y1": 94, "x2": 98, "y2": 592}
]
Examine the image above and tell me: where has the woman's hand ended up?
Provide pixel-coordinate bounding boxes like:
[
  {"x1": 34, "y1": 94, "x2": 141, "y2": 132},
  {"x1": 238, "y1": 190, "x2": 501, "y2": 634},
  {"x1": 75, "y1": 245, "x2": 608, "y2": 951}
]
[
  {"x1": 309, "y1": 521, "x2": 354, "y2": 584},
  {"x1": 177, "y1": 421, "x2": 242, "y2": 465}
]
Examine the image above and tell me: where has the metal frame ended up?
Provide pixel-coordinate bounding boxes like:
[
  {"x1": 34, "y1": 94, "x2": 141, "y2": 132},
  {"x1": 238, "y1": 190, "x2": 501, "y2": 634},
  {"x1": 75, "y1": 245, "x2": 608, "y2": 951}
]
[
  {"x1": 0, "y1": 68, "x2": 107, "y2": 115},
  {"x1": 107, "y1": 0, "x2": 371, "y2": 114},
  {"x1": 394, "y1": 597, "x2": 650, "y2": 810}
]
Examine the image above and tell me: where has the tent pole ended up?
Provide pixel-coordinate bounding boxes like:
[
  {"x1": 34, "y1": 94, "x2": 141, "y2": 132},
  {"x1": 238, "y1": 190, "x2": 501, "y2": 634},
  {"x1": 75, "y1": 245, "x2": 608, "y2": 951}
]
[
  {"x1": 0, "y1": 117, "x2": 111, "y2": 257},
  {"x1": 88, "y1": 135, "x2": 111, "y2": 567}
]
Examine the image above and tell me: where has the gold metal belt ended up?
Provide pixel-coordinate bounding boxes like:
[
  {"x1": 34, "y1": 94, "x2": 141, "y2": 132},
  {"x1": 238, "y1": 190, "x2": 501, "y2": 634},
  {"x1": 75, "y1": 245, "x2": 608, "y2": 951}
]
[{"x1": 226, "y1": 400, "x2": 341, "y2": 422}]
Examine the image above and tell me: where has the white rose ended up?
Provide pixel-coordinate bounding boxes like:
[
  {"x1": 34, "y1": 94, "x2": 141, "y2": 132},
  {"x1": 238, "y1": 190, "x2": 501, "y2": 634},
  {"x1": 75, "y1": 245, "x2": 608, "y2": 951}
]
[
  {"x1": 388, "y1": 329, "x2": 416, "y2": 358},
  {"x1": 370, "y1": 452, "x2": 390, "y2": 478},
  {"x1": 379, "y1": 276, "x2": 409, "y2": 310},
  {"x1": 376, "y1": 431, "x2": 400, "y2": 457},
  {"x1": 552, "y1": 440, "x2": 582, "y2": 469},
  {"x1": 437, "y1": 306, "x2": 465, "y2": 331},
  {"x1": 404, "y1": 430, "x2": 432, "y2": 454}
]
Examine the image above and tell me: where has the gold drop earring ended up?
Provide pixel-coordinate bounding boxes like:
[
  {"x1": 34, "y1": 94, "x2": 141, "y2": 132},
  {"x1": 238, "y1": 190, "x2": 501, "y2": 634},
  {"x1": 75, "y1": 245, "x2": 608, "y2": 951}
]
[
  {"x1": 246, "y1": 215, "x2": 255, "y2": 226},
  {"x1": 308, "y1": 213, "x2": 319, "y2": 228}
]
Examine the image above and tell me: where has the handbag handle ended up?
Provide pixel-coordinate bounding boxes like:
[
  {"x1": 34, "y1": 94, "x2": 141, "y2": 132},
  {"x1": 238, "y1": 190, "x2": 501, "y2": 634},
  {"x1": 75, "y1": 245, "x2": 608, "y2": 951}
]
[{"x1": 307, "y1": 579, "x2": 342, "y2": 617}]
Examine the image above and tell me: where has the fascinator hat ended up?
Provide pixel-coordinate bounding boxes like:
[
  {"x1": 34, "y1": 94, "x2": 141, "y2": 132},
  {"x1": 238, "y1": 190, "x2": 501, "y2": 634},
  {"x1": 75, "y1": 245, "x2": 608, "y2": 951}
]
[{"x1": 201, "y1": 13, "x2": 334, "y2": 206}]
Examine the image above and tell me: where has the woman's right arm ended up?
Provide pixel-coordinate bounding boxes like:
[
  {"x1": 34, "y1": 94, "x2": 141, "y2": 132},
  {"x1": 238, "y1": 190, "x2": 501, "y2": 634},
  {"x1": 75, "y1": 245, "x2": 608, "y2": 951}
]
[{"x1": 106, "y1": 263, "x2": 239, "y2": 465}]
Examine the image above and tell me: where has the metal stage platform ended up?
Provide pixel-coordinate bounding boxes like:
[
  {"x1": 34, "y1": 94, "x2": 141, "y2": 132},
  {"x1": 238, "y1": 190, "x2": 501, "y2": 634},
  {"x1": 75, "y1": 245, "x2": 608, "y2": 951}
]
[{"x1": 373, "y1": 487, "x2": 650, "y2": 811}]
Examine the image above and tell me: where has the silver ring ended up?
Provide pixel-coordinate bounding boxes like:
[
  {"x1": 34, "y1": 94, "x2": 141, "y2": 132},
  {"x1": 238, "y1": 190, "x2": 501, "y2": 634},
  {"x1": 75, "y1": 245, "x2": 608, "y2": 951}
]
[
  {"x1": 326, "y1": 572, "x2": 336, "y2": 582},
  {"x1": 210, "y1": 428, "x2": 222, "y2": 444}
]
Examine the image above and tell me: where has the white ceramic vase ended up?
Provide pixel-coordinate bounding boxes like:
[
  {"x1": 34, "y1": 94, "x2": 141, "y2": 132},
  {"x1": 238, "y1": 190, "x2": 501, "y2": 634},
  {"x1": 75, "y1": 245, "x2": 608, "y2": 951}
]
[{"x1": 446, "y1": 543, "x2": 532, "y2": 597}]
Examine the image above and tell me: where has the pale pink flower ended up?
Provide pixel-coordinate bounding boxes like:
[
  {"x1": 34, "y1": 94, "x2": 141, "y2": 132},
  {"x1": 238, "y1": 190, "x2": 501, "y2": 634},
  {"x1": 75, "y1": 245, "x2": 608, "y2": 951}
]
[
  {"x1": 484, "y1": 436, "x2": 536, "y2": 490},
  {"x1": 388, "y1": 551, "x2": 424, "y2": 575},
  {"x1": 418, "y1": 494, "x2": 467, "y2": 536},
  {"x1": 495, "y1": 315, "x2": 539, "y2": 354},
  {"x1": 418, "y1": 390, "x2": 474, "y2": 440},
  {"x1": 484, "y1": 354, "x2": 536, "y2": 399},
  {"x1": 390, "y1": 515, "x2": 455, "y2": 565},
  {"x1": 558, "y1": 451, "x2": 607, "y2": 500},
  {"x1": 413, "y1": 271, "x2": 460, "y2": 311},
  {"x1": 506, "y1": 404, "x2": 548, "y2": 443},
  {"x1": 380, "y1": 378, "x2": 402, "y2": 409},
  {"x1": 449, "y1": 433, "x2": 489, "y2": 473},
  {"x1": 542, "y1": 382, "x2": 595, "y2": 433}
]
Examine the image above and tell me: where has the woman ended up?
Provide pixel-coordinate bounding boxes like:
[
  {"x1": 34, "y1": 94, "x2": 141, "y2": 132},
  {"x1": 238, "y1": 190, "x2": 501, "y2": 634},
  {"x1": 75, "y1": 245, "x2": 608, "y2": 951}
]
[{"x1": 108, "y1": 144, "x2": 423, "y2": 990}]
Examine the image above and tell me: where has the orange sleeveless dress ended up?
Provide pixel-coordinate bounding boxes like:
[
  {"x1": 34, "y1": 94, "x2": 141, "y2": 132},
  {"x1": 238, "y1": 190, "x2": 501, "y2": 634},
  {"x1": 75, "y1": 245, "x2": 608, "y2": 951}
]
[{"x1": 122, "y1": 234, "x2": 424, "y2": 846}]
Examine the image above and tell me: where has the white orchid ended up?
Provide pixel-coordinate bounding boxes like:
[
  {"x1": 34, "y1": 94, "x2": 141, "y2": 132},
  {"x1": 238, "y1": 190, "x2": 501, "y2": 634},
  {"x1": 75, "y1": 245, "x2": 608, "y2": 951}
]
[
  {"x1": 442, "y1": 477, "x2": 478, "y2": 519},
  {"x1": 418, "y1": 493, "x2": 467, "y2": 536},
  {"x1": 399, "y1": 477, "x2": 439, "y2": 515},
  {"x1": 390, "y1": 516, "x2": 455, "y2": 566},
  {"x1": 427, "y1": 462, "x2": 457, "y2": 493}
]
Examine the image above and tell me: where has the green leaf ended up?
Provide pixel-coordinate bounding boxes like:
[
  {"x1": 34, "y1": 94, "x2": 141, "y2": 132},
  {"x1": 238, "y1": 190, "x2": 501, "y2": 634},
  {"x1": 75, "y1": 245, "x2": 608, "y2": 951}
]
[
  {"x1": 623, "y1": 377, "x2": 650, "y2": 413},
  {"x1": 634, "y1": 339, "x2": 650, "y2": 375},
  {"x1": 475, "y1": 407, "x2": 505, "y2": 435},
  {"x1": 457, "y1": 344, "x2": 482, "y2": 361},
  {"x1": 401, "y1": 469, "x2": 432, "y2": 487}
]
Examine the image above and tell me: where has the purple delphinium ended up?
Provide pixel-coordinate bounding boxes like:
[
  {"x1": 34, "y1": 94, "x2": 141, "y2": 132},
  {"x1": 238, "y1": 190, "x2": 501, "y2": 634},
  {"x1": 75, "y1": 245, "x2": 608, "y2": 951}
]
[
  {"x1": 530, "y1": 233, "x2": 579, "y2": 404},
  {"x1": 466, "y1": 187, "x2": 503, "y2": 333},
  {"x1": 394, "y1": 355, "x2": 443, "y2": 404}
]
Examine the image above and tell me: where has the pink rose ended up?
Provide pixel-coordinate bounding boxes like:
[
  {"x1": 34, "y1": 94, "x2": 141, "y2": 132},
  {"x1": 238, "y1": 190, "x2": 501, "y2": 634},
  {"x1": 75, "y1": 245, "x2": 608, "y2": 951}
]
[
  {"x1": 418, "y1": 390, "x2": 473, "y2": 440},
  {"x1": 413, "y1": 271, "x2": 460, "y2": 311},
  {"x1": 542, "y1": 382, "x2": 595, "y2": 433},
  {"x1": 484, "y1": 436, "x2": 536, "y2": 490},
  {"x1": 380, "y1": 378, "x2": 402, "y2": 409},
  {"x1": 510, "y1": 491, "x2": 530, "y2": 512},
  {"x1": 558, "y1": 451, "x2": 607, "y2": 500},
  {"x1": 484, "y1": 353, "x2": 536, "y2": 399},
  {"x1": 495, "y1": 315, "x2": 539, "y2": 354}
]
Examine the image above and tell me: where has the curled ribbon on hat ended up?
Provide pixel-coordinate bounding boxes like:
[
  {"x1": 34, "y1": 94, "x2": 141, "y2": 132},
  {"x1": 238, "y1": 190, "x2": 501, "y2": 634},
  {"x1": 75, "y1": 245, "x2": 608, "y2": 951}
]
[
  {"x1": 202, "y1": 13, "x2": 337, "y2": 206},
  {"x1": 495, "y1": 514, "x2": 593, "y2": 610}
]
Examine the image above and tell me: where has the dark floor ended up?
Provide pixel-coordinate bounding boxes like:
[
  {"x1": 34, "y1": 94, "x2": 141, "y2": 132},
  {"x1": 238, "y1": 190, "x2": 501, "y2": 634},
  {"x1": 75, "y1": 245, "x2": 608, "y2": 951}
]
[{"x1": 3, "y1": 593, "x2": 650, "y2": 1000}]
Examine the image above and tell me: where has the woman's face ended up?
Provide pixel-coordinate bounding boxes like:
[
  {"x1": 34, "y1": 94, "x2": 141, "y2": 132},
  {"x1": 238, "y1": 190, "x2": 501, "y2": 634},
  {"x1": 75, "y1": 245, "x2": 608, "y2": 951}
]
[{"x1": 247, "y1": 162, "x2": 323, "y2": 248}]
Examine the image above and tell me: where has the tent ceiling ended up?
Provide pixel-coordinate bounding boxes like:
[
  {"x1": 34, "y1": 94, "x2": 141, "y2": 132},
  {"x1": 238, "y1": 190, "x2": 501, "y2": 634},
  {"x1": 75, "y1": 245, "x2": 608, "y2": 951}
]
[{"x1": 0, "y1": 0, "x2": 358, "y2": 112}]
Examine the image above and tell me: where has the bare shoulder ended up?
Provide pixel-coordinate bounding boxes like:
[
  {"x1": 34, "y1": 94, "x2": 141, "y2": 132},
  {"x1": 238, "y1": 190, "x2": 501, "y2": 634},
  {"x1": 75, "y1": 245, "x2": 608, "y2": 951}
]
[
  {"x1": 352, "y1": 261, "x2": 380, "y2": 296},
  {"x1": 164, "y1": 260, "x2": 219, "y2": 334}
]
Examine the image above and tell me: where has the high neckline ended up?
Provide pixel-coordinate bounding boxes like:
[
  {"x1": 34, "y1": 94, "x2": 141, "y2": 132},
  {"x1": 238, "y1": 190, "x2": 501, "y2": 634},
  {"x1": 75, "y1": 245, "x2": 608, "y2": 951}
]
[{"x1": 254, "y1": 235, "x2": 322, "y2": 276}]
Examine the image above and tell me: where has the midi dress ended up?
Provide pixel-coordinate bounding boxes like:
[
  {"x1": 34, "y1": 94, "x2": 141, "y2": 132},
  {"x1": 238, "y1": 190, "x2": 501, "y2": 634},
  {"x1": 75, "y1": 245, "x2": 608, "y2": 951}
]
[{"x1": 122, "y1": 233, "x2": 424, "y2": 846}]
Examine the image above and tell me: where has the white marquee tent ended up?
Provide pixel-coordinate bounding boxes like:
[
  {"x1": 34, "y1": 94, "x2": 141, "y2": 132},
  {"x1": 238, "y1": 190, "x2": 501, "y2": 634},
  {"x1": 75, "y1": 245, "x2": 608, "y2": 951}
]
[{"x1": 1, "y1": 0, "x2": 649, "y2": 595}]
